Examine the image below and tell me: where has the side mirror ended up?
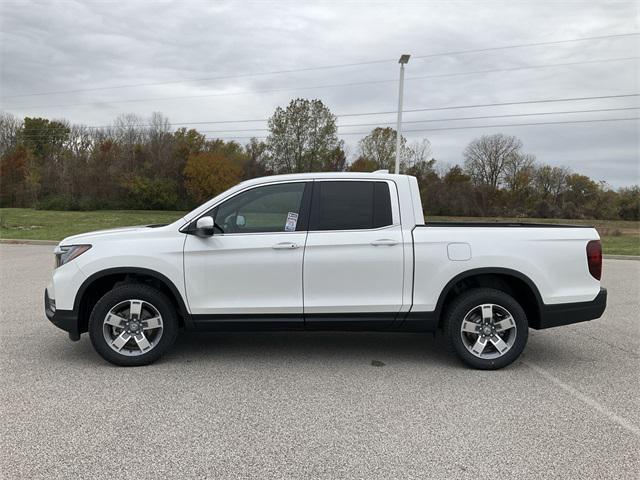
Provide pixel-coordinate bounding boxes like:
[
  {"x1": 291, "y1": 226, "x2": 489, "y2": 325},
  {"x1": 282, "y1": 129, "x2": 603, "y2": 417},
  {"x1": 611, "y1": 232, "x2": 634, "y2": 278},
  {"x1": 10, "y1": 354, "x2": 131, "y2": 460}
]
[
  {"x1": 235, "y1": 215, "x2": 246, "y2": 227},
  {"x1": 195, "y1": 216, "x2": 215, "y2": 237}
]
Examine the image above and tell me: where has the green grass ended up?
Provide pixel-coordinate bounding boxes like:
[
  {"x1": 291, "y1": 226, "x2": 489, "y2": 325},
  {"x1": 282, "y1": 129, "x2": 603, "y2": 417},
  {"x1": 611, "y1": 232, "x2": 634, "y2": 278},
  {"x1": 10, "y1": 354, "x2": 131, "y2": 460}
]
[
  {"x1": 1, "y1": 208, "x2": 638, "y2": 255},
  {"x1": 0, "y1": 208, "x2": 185, "y2": 241},
  {"x1": 597, "y1": 235, "x2": 640, "y2": 256}
]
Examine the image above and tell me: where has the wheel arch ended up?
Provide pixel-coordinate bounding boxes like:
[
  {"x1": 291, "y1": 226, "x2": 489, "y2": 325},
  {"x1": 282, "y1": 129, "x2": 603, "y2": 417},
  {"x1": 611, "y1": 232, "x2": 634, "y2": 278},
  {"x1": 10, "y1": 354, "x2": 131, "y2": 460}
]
[
  {"x1": 74, "y1": 267, "x2": 192, "y2": 334},
  {"x1": 435, "y1": 267, "x2": 544, "y2": 329}
]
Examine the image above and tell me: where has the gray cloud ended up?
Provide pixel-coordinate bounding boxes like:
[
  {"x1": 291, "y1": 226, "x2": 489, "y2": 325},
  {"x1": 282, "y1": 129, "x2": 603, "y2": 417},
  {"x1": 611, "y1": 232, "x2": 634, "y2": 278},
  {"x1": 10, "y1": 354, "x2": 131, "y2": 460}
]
[{"x1": 1, "y1": 0, "x2": 638, "y2": 186}]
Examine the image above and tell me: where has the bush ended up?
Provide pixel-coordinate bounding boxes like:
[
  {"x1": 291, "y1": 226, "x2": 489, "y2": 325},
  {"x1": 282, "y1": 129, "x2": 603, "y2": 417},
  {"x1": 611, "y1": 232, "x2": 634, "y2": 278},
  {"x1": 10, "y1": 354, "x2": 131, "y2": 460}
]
[
  {"x1": 617, "y1": 186, "x2": 640, "y2": 221},
  {"x1": 37, "y1": 196, "x2": 73, "y2": 211},
  {"x1": 120, "y1": 176, "x2": 179, "y2": 210}
]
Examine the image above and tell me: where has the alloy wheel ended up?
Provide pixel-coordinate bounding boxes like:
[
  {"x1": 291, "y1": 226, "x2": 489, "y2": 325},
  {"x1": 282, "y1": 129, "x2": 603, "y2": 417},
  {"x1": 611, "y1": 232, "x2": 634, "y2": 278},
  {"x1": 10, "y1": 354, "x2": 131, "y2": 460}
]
[
  {"x1": 460, "y1": 303, "x2": 517, "y2": 360},
  {"x1": 102, "y1": 299, "x2": 164, "y2": 356}
]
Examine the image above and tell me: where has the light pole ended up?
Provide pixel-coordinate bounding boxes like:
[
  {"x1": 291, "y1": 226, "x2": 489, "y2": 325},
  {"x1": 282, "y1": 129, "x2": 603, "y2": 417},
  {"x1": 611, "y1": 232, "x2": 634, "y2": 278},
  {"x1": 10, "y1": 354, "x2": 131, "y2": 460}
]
[{"x1": 395, "y1": 54, "x2": 410, "y2": 174}]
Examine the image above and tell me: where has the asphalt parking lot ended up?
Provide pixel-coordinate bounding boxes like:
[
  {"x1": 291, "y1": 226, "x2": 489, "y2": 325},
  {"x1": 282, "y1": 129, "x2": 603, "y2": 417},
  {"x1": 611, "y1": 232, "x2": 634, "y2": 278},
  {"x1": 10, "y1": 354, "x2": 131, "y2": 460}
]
[{"x1": 0, "y1": 244, "x2": 638, "y2": 479}]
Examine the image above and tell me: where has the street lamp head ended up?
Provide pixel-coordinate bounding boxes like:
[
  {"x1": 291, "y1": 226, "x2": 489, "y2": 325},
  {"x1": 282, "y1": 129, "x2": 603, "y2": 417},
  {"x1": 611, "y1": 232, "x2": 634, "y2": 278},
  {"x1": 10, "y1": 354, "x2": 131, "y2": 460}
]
[{"x1": 398, "y1": 54, "x2": 410, "y2": 64}]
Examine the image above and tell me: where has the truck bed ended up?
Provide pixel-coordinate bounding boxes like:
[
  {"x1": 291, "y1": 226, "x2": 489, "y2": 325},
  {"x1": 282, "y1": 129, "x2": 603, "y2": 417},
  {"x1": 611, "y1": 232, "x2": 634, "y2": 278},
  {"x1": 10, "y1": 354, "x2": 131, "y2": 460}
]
[
  {"x1": 410, "y1": 222, "x2": 601, "y2": 314},
  {"x1": 422, "y1": 222, "x2": 593, "y2": 228}
]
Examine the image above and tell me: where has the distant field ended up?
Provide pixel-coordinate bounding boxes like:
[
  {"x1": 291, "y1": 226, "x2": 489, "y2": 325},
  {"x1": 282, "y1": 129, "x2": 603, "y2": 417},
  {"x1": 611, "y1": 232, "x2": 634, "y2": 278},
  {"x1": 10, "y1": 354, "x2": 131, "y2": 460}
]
[
  {"x1": 1, "y1": 208, "x2": 638, "y2": 255},
  {"x1": 0, "y1": 209, "x2": 184, "y2": 241}
]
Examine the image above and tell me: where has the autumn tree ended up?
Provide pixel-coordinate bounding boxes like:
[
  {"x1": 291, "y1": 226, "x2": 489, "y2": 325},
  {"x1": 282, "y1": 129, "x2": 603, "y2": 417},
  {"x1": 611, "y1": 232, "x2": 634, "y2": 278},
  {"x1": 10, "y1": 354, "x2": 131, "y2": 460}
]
[
  {"x1": 19, "y1": 117, "x2": 71, "y2": 205},
  {"x1": 503, "y1": 153, "x2": 536, "y2": 214},
  {"x1": 0, "y1": 109, "x2": 636, "y2": 221},
  {"x1": 324, "y1": 145, "x2": 347, "y2": 172},
  {"x1": 0, "y1": 145, "x2": 33, "y2": 206},
  {"x1": 266, "y1": 98, "x2": 344, "y2": 173},
  {"x1": 561, "y1": 173, "x2": 601, "y2": 218},
  {"x1": 534, "y1": 165, "x2": 569, "y2": 200},
  {"x1": 348, "y1": 156, "x2": 378, "y2": 172},
  {"x1": 441, "y1": 165, "x2": 477, "y2": 216},
  {"x1": 243, "y1": 138, "x2": 269, "y2": 179},
  {"x1": 183, "y1": 151, "x2": 242, "y2": 204},
  {"x1": 617, "y1": 186, "x2": 640, "y2": 220}
]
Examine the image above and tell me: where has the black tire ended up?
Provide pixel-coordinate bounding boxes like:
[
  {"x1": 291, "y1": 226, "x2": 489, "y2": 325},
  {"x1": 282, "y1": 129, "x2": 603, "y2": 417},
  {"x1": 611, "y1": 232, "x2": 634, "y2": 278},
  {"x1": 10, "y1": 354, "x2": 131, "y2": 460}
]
[
  {"x1": 443, "y1": 288, "x2": 528, "y2": 370},
  {"x1": 88, "y1": 284, "x2": 179, "y2": 366}
]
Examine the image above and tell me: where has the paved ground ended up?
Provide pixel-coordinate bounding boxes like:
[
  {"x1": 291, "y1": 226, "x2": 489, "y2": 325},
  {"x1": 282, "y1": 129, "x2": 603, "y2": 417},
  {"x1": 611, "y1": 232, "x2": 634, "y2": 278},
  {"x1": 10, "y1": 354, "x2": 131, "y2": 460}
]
[{"x1": 0, "y1": 244, "x2": 638, "y2": 479}]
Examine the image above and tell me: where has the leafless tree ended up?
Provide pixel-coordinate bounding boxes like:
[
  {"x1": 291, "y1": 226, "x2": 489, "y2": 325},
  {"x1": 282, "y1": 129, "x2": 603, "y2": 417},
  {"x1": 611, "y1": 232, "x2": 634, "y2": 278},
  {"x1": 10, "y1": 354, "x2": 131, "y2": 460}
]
[
  {"x1": 148, "y1": 112, "x2": 173, "y2": 170},
  {"x1": 405, "y1": 139, "x2": 433, "y2": 168},
  {"x1": 464, "y1": 134, "x2": 523, "y2": 190},
  {"x1": 113, "y1": 113, "x2": 145, "y2": 172},
  {"x1": 0, "y1": 112, "x2": 22, "y2": 156}
]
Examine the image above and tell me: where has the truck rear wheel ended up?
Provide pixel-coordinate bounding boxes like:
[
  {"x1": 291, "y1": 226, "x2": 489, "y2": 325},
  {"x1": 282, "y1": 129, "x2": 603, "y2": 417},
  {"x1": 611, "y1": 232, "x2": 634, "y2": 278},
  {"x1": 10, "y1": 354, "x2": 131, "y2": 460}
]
[
  {"x1": 88, "y1": 284, "x2": 178, "y2": 366},
  {"x1": 443, "y1": 288, "x2": 528, "y2": 370}
]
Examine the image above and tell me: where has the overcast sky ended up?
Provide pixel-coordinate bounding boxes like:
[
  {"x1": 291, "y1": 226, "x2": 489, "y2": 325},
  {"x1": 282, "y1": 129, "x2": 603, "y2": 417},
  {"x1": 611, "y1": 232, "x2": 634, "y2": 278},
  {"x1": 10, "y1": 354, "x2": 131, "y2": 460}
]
[{"x1": 1, "y1": 0, "x2": 638, "y2": 186}]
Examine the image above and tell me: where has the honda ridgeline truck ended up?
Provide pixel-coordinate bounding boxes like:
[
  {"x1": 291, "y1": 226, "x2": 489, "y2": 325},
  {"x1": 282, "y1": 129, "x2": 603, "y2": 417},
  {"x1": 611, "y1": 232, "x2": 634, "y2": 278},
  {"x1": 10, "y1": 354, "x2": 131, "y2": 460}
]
[{"x1": 45, "y1": 172, "x2": 607, "y2": 369}]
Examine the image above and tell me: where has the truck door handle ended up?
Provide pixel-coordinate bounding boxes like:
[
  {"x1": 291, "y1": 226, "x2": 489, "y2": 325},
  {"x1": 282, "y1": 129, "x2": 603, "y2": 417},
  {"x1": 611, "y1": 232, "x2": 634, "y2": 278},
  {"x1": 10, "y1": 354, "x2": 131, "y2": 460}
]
[
  {"x1": 370, "y1": 239, "x2": 398, "y2": 246},
  {"x1": 272, "y1": 242, "x2": 300, "y2": 250}
]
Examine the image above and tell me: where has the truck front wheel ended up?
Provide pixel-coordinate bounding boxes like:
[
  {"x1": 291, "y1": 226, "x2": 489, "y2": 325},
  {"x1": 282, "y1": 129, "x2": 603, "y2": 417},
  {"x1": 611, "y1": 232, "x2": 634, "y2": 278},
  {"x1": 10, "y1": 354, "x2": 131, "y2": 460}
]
[
  {"x1": 88, "y1": 284, "x2": 179, "y2": 366},
  {"x1": 443, "y1": 288, "x2": 528, "y2": 370}
]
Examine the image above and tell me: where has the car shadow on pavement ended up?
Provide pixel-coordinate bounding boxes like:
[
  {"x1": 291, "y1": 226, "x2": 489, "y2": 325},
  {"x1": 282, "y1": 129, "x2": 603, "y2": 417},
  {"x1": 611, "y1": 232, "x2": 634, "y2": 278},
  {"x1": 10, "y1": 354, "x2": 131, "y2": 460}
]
[
  {"x1": 37, "y1": 329, "x2": 458, "y2": 368},
  {"x1": 167, "y1": 331, "x2": 456, "y2": 367}
]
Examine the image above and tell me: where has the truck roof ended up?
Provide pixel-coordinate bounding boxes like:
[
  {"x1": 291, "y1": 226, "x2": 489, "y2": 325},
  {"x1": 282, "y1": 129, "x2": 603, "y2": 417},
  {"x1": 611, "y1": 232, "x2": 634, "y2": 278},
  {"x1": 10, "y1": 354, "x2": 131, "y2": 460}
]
[{"x1": 240, "y1": 170, "x2": 409, "y2": 187}]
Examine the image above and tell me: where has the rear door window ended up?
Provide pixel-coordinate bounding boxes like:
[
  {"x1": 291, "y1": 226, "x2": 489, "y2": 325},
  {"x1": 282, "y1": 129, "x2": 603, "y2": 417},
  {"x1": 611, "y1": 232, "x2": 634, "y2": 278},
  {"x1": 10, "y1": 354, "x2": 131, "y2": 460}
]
[{"x1": 309, "y1": 181, "x2": 392, "y2": 231}]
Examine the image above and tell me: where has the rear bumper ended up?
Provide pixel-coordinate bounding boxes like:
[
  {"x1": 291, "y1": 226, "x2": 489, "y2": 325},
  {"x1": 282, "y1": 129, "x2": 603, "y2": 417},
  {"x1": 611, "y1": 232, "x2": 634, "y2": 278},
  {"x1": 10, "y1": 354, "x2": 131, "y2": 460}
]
[
  {"x1": 45, "y1": 289, "x2": 80, "y2": 341},
  {"x1": 536, "y1": 287, "x2": 607, "y2": 329}
]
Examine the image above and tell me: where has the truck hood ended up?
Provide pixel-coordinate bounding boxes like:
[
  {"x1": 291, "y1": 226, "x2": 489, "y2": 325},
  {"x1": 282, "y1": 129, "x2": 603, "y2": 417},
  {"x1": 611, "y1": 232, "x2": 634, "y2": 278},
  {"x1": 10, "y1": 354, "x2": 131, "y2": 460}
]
[{"x1": 59, "y1": 224, "x2": 167, "y2": 245}]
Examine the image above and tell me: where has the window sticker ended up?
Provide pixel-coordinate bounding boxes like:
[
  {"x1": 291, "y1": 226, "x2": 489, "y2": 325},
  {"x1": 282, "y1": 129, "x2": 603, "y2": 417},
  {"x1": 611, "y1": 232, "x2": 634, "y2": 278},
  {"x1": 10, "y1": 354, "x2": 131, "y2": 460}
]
[{"x1": 284, "y1": 212, "x2": 299, "y2": 232}]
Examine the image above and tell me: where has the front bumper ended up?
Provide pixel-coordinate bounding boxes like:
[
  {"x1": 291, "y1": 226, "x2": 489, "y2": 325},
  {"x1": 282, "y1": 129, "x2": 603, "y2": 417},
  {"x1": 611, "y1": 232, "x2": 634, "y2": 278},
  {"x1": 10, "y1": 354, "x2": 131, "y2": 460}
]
[
  {"x1": 45, "y1": 289, "x2": 80, "y2": 341},
  {"x1": 536, "y1": 287, "x2": 607, "y2": 329}
]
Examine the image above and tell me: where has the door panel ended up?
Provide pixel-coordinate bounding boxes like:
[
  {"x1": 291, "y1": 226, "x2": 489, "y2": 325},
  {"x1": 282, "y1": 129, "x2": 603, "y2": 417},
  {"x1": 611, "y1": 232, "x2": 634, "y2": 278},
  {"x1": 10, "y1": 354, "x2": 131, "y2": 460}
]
[
  {"x1": 184, "y1": 232, "x2": 306, "y2": 316},
  {"x1": 303, "y1": 180, "x2": 404, "y2": 329},
  {"x1": 183, "y1": 181, "x2": 311, "y2": 327},
  {"x1": 303, "y1": 226, "x2": 404, "y2": 317}
]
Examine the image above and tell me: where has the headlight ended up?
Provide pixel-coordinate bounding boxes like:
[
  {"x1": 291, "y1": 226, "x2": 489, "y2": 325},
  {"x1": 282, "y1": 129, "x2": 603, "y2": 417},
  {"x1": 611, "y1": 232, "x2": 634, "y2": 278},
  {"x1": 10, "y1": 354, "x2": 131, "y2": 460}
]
[{"x1": 54, "y1": 244, "x2": 92, "y2": 268}]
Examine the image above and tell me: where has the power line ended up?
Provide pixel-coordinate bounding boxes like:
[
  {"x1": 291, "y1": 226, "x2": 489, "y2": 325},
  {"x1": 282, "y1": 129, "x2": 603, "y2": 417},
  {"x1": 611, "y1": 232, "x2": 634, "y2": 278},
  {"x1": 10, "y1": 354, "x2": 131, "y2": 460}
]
[
  {"x1": 27, "y1": 105, "x2": 636, "y2": 137},
  {"x1": 411, "y1": 32, "x2": 640, "y2": 60},
  {"x1": 201, "y1": 117, "x2": 639, "y2": 140},
  {"x1": 11, "y1": 93, "x2": 640, "y2": 137},
  {"x1": 4, "y1": 56, "x2": 637, "y2": 110},
  {"x1": 347, "y1": 116, "x2": 640, "y2": 136},
  {"x1": 343, "y1": 93, "x2": 640, "y2": 117},
  {"x1": 2, "y1": 31, "x2": 637, "y2": 100},
  {"x1": 17, "y1": 113, "x2": 640, "y2": 141},
  {"x1": 407, "y1": 56, "x2": 638, "y2": 82},
  {"x1": 193, "y1": 107, "x2": 640, "y2": 133}
]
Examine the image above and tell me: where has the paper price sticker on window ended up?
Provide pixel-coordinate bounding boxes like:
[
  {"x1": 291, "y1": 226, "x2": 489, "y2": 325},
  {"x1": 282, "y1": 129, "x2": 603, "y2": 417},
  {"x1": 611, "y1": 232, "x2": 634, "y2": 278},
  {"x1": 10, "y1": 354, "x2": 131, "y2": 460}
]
[{"x1": 285, "y1": 212, "x2": 299, "y2": 232}]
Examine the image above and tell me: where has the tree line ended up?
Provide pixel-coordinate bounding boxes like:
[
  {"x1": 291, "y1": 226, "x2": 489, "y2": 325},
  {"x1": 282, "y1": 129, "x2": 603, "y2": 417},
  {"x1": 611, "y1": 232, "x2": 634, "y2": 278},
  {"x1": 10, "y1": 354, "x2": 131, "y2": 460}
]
[{"x1": 1, "y1": 98, "x2": 638, "y2": 220}]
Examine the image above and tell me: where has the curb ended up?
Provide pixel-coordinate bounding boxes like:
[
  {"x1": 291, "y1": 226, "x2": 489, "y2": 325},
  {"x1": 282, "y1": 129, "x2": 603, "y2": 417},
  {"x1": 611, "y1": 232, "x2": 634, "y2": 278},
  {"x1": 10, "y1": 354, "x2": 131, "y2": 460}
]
[{"x1": 0, "y1": 239, "x2": 58, "y2": 246}]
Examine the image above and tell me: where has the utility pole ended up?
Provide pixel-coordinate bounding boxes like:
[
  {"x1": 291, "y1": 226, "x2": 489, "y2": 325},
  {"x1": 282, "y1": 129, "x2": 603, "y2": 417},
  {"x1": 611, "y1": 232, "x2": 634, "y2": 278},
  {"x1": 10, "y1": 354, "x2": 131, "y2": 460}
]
[{"x1": 395, "y1": 54, "x2": 410, "y2": 174}]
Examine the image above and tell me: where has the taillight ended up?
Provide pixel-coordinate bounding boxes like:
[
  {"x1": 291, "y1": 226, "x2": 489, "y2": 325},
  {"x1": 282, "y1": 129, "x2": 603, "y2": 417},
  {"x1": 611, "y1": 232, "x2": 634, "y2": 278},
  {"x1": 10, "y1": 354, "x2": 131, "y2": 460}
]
[{"x1": 586, "y1": 240, "x2": 602, "y2": 280}]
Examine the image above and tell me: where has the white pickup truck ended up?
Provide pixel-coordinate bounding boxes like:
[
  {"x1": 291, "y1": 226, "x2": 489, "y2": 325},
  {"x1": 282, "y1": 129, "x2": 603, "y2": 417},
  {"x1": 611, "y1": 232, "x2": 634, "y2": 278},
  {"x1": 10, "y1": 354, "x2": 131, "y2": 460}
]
[{"x1": 45, "y1": 171, "x2": 607, "y2": 369}]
